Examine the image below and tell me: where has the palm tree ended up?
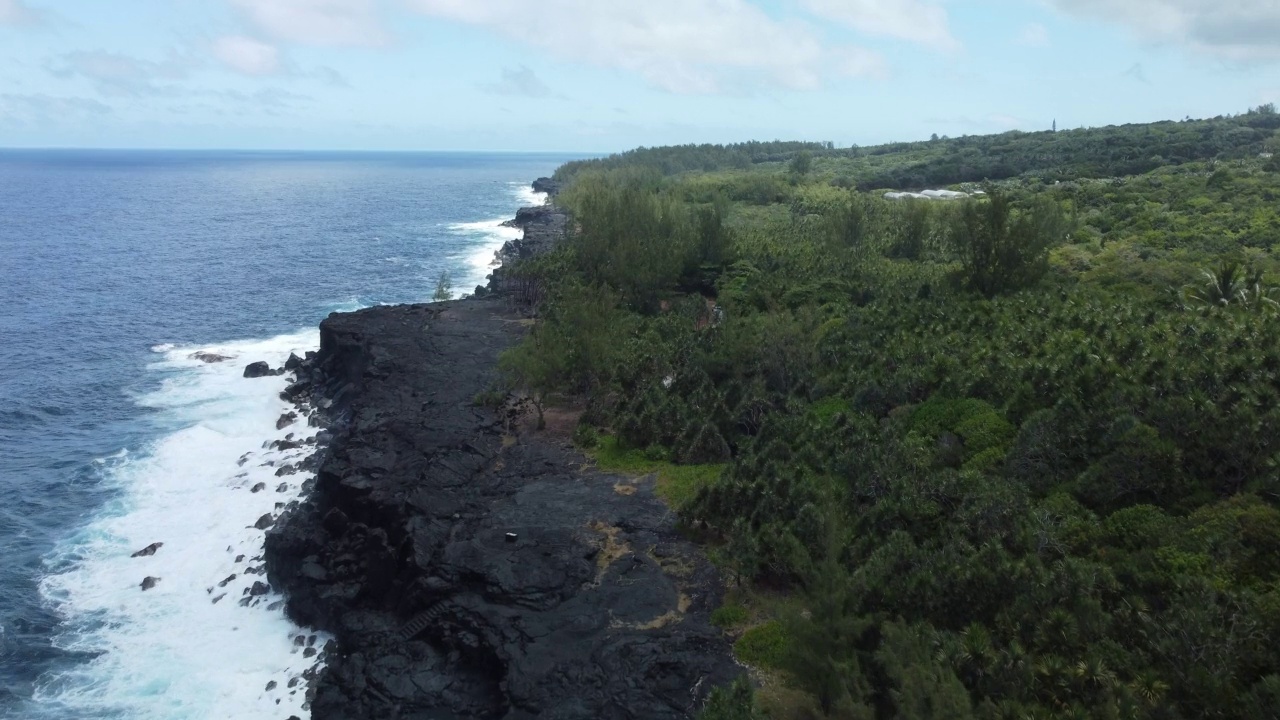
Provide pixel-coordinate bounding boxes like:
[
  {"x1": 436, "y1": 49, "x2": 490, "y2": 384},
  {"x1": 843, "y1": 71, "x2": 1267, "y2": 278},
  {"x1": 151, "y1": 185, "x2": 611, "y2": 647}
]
[{"x1": 1184, "y1": 261, "x2": 1279, "y2": 311}]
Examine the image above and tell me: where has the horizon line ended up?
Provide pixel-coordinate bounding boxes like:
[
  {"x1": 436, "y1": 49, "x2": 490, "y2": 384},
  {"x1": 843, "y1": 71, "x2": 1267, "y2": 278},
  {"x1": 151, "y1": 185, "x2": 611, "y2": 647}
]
[{"x1": 0, "y1": 146, "x2": 599, "y2": 155}]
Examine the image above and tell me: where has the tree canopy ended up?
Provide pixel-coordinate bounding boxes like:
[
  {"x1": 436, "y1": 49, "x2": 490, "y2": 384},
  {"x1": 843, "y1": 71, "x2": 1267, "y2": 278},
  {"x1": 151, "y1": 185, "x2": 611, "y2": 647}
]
[{"x1": 499, "y1": 108, "x2": 1280, "y2": 720}]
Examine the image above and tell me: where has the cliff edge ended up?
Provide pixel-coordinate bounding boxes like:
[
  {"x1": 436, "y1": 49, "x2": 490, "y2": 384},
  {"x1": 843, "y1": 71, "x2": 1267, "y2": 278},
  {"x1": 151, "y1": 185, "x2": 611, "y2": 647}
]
[{"x1": 265, "y1": 183, "x2": 738, "y2": 719}]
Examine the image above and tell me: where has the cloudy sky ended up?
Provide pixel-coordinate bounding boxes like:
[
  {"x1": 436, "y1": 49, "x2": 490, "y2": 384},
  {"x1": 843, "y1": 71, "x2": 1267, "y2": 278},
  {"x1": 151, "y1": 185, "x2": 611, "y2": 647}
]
[{"x1": 1, "y1": 0, "x2": 1278, "y2": 151}]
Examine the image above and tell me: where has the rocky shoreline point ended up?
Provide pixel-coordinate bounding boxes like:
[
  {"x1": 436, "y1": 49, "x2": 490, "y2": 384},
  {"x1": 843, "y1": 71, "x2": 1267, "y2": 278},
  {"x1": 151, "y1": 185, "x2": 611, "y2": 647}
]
[{"x1": 262, "y1": 178, "x2": 740, "y2": 719}]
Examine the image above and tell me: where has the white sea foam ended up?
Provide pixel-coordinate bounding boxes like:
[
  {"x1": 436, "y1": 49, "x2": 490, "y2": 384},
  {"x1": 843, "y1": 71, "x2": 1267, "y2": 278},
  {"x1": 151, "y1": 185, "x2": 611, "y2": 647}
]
[
  {"x1": 36, "y1": 330, "x2": 330, "y2": 720},
  {"x1": 514, "y1": 183, "x2": 548, "y2": 208},
  {"x1": 149, "y1": 344, "x2": 175, "y2": 354},
  {"x1": 445, "y1": 183, "x2": 549, "y2": 293},
  {"x1": 448, "y1": 219, "x2": 522, "y2": 292}
]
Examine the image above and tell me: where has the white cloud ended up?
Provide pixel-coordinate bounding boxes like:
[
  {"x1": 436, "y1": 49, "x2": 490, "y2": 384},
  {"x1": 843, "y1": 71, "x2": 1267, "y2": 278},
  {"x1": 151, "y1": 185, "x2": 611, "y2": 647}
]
[
  {"x1": 1049, "y1": 0, "x2": 1280, "y2": 62},
  {"x1": 483, "y1": 66, "x2": 557, "y2": 98},
  {"x1": 213, "y1": 87, "x2": 313, "y2": 115},
  {"x1": 228, "y1": 0, "x2": 387, "y2": 47},
  {"x1": 212, "y1": 35, "x2": 282, "y2": 76},
  {"x1": 1016, "y1": 22, "x2": 1050, "y2": 47},
  {"x1": 0, "y1": 0, "x2": 43, "y2": 25},
  {"x1": 796, "y1": 0, "x2": 959, "y2": 52},
  {"x1": 46, "y1": 51, "x2": 191, "y2": 97},
  {"x1": 0, "y1": 93, "x2": 111, "y2": 125},
  {"x1": 1123, "y1": 62, "x2": 1150, "y2": 83},
  {"x1": 311, "y1": 65, "x2": 350, "y2": 87},
  {"x1": 988, "y1": 113, "x2": 1026, "y2": 129},
  {"x1": 405, "y1": 0, "x2": 887, "y2": 93}
]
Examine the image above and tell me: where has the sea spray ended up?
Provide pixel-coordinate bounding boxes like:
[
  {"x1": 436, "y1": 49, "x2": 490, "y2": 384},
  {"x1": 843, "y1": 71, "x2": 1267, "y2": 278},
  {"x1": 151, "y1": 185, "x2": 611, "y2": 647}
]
[
  {"x1": 35, "y1": 332, "x2": 330, "y2": 720},
  {"x1": 449, "y1": 183, "x2": 549, "y2": 291}
]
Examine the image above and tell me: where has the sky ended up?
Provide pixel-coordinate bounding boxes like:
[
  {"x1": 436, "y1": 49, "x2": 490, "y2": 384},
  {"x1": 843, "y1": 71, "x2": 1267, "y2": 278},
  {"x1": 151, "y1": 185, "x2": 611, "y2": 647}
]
[{"x1": 1, "y1": 0, "x2": 1278, "y2": 152}]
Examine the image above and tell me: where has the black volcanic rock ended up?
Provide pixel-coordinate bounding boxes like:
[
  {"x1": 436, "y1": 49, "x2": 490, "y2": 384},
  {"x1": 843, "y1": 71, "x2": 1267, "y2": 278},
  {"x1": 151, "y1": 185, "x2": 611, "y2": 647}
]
[
  {"x1": 531, "y1": 176, "x2": 560, "y2": 196},
  {"x1": 487, "y1": 204, "x2": 568, "y2": 299},
  {"x1": 131, "y1": 542, "x2": 163, "y2": 558},
  {"x1": 507, "y1": 204, "x2": 554, "y2": 228},
  {"x1": 265, "y1": 298, "x2": 738, "y2": 719},
  {"x1": 243, "y1": 361, "x2": 273, "y2": 378}
]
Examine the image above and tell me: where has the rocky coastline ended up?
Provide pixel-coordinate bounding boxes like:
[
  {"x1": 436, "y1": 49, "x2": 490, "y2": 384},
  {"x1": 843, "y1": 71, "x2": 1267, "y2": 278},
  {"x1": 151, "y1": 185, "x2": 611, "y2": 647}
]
[{"x1": 262, "y1": 180, "x2": 740, "y2": 719}]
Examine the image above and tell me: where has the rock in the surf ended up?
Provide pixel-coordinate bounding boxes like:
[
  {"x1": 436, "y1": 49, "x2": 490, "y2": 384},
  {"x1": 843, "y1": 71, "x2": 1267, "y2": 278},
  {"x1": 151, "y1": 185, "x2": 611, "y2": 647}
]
[
  {"x1": 130, "y1": 542, "x2": 163, "y2": 558},
  {"x1": 280, "y1": 381, "x2": 309, "y2": 402},
  {"x1": 243, "y1": 361, "x2": 273, "y2": 378},
  {"x1": 254, "y1": 513, "x2": 275, "y2": 530},
  {"x1": 140, "y1": 576, "x2": 160, "y2": 591},
  {"x1": 191, "y1": 351, "x2": 232, "y2": 363}
]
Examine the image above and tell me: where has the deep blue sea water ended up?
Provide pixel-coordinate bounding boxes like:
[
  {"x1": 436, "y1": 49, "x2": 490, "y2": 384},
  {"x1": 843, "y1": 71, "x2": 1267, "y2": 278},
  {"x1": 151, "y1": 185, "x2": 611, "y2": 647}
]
[{"x1": 0, "y1": 150, "x2": 575, "y2": 719}]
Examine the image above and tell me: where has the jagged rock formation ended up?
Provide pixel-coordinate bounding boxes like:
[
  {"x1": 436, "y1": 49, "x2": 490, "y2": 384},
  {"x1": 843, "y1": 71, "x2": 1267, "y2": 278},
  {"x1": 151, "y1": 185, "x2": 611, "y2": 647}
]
[
  {"x1": 265, "y1": 298, "x2": 738, "y2": 719},
  {"x1": 485, "y1": 190, "x2": 568, "y2": 299}
]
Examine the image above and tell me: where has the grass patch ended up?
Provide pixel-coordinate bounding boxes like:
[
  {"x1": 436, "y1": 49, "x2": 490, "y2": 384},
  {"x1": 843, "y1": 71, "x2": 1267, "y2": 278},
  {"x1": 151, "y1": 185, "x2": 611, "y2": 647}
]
[
  {"x1": 585, "y1": 434, "x2": 725, "y2": 509},
  {"x1": 710, "y1": 603, "x2": 749, "y2": 628},
  {"x1": 733, "y1": 620, "x2": 789, "y2": 670}
]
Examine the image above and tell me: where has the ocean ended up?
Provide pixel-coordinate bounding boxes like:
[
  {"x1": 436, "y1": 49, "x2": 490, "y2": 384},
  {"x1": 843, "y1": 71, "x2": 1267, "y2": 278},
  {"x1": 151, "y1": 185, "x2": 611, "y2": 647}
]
[{"x1": 0, "y1": 150, "x2": 576, "y2": 719}]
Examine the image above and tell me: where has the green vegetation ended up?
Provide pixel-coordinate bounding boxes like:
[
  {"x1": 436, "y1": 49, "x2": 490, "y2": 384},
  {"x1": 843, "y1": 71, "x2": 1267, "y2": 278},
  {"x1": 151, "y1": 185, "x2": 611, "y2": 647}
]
[
  {"x1": 700, "y1": 676, "x2": 764, "y2": 720},
  {"x1": 432, "y1": 269, "x2": 453, "y2": 301},
  {"x1": 585, "y1": 435, "x2": 725, "y2": 508},
  {"x1": 710, "y1": 602, "x2": 749, "y2": 628},
  {"x1": 733, "y1": 621, "x2": 789, "y2": 670},
  {"x1": 502, "y1": 108, "x2": 1280, "y2": 719}
]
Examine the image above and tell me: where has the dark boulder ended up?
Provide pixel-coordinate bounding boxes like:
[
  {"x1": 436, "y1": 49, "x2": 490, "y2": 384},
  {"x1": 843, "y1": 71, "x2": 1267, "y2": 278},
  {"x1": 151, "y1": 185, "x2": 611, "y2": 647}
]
[
  {"x1": 140, "y1": 577, "x2": 160, "y2": 591},
  {"x1": 280, "y1": 381, "x2": 309, "y2": 403},
  {"x1": 243, "y1": 361, "x2": 273, "y2": 379},
  {"x1": 276, "y1": 412, "x2": 298, "y2": 430},
  {"x1": 131, "y1": 542, "x2": 163, "y2": 558},
  {"x1": 191, "y1": 351, "x2": 232, "y2": 364},
  {"x1": 254, "y1": 514, "x2": 274, "y2": 530},
  {"x1": 321, "y1": 508, "x2": 349, "y2": 536}
]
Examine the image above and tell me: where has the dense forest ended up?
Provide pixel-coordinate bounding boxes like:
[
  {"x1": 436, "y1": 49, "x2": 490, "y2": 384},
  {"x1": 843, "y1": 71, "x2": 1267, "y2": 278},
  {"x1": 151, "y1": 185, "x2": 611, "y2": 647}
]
[{"x1": 496, "y1": 107, "x2": 1280, "y2": 719}]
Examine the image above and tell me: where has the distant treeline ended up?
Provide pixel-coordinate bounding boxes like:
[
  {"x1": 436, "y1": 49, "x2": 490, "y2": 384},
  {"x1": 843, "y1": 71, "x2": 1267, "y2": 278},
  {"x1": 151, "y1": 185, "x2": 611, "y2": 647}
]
[
  {"x1": 557, "y1": 107, "x2": 1280, "y2": 191},
  {"x1": 554, "y1": 141, "x2": 836, "y2": 180}
]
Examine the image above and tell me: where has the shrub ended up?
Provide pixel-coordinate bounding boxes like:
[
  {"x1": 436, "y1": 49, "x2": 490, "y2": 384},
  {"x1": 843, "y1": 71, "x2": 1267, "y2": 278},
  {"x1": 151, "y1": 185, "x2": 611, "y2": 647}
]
[
  {"x1": 734, "y1": 621, "x2": 789, "y2": 669},
  {"x1": 698, "y1": 675, "x2": 761, "y2": 720},
  {"x1": 572, "y1": 422, "x2": 600, "y2": 449},
  {"x1": 711, "y1": 603, "x2": 750, "y2": 628}
]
